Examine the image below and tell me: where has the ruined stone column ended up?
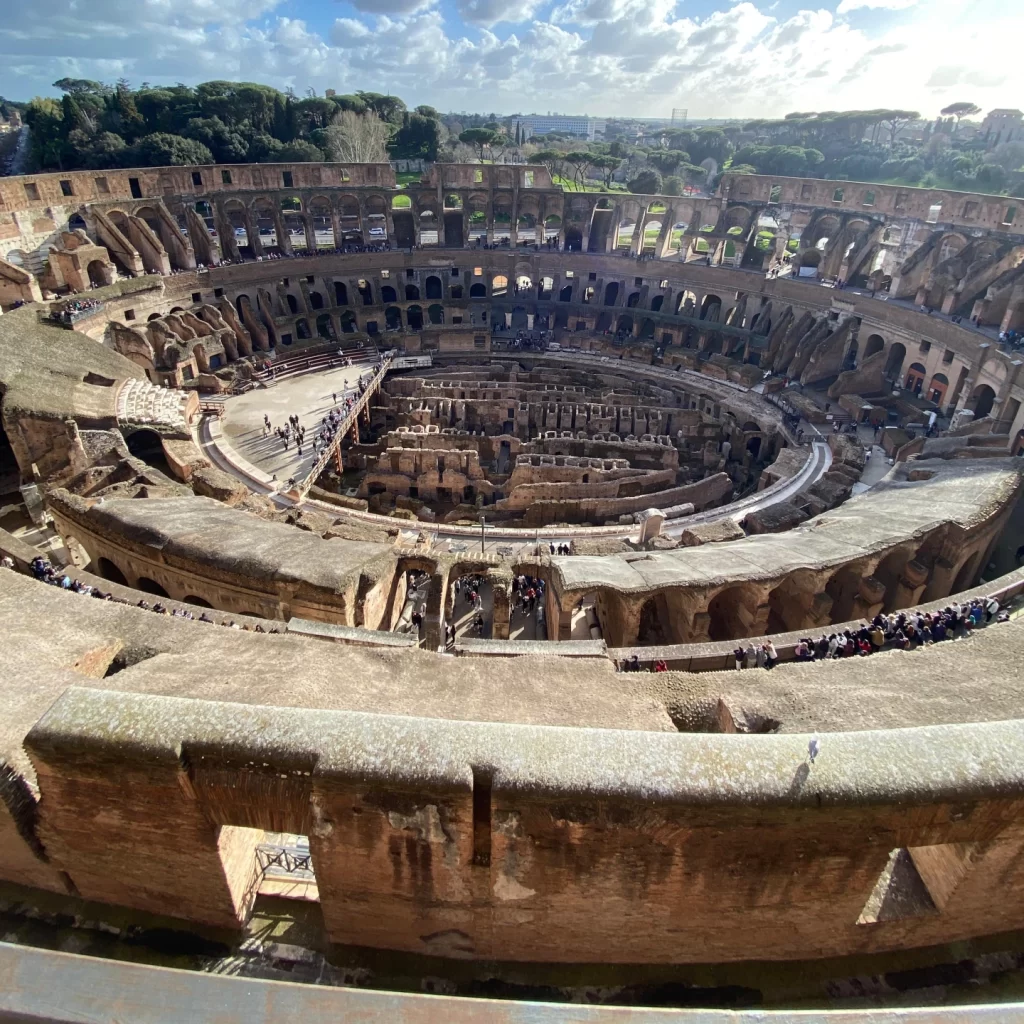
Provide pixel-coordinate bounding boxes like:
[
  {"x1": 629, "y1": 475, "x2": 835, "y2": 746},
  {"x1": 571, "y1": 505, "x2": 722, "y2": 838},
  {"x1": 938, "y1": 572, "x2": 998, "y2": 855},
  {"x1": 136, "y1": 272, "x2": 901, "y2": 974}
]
[
  {"x1": 302, "y1": 214, "x2": 317, "y2": 253},
  {"x1": 274, "y1": 211, "x2": 292, "y2": 255},
  {"x1": 422, "y1": 568, "x2": 449, "y2": 650},
  {"x1": 488, "y1": 573, "x2": 511, "y2": 640},
  {"x1": 330, "y1": 206, "x2": 343, "y2": 250},
  {"x1": 892, "y1": 559, "x2": 930, "y2": 609}
]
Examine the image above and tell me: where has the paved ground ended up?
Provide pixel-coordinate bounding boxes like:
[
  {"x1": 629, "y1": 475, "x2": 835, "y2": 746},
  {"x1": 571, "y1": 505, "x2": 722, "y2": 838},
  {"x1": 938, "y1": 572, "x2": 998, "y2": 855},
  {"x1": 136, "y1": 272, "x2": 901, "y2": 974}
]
[{"x1": 220, "y1": 361, "x2": 375, "y2": 487}]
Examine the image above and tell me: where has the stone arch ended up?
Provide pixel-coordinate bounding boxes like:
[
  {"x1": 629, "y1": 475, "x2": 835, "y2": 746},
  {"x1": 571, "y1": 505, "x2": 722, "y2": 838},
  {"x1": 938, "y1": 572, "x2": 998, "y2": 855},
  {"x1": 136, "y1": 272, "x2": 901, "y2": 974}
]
[
  {"x1": 425, "y1": 275, "x2": 443, "y2": 300},
  {"x1": 183, "y1": 595, "x2": 213, "y2": 608},
  {"x1": 385, "y1": 306, "x2": 402, "y2": 331},
  {"x1": 968, "y1": 383, "x2": 997, "y2": 419},
  {"x1": 674, "y1": 290, "x2": 697, "y2": 316},
  {"x1": 864, "y1": 333, "x2": 885, "y2": 359},
  {"x1": 428, "y1": 303, "x2": 445, "y2": 325},
  {"x1": 405, "y1": 283, "x2": 420, "y2": 301},
  {"x1": 905, "y1": 361, "x2": 927, "y2": 394},
  {"x1": 470, "y1": 282, "x2": 487, "y2": 298},
  {"x1": 928, "y1": 372, "x2": 949, "y2": 405},
  {"x1": 636, "y1": 593, "x2": 671, "y2": 646},
  {"x1": 136, "y1": 576, "x2": 169, "y2": 598},
  {"x1": 391, "y1": 193, "x2": 412, "y2": 210},
  {"x1": 251, "y1": 199, "x2": 278, "y2": 247},
  {"x1": 616, "y1": 314, "x2": 634, "y2": 335},
  {"x1": 221, "y1": 199, "x2": 250, "y2": 250},
  {"x1": 492, "y1": 275, "x2": 508, "y2": 298},
  {"x1": 296, "y1": 318, "x2": 311, "y2": 340},
  {"x1": 407, "y1": 305, "x2": 424, "y2": 330},
  {"x1": 278, "y1": 195, "x2": 304, "y2": 246},
  {"x1": 707, "y1": 585, "x2": 759, "y2": 642},
  {"x1": 86, "y1": 259, "x2": 108, "y2": 287},
  {"x1": 700, "y1": 294, "x2": 723, "y2": 321},
  {"x1": 308, "y1": 196, "x2": 333, "y2": 248},
  {"x1": 316, "y1": 313, "x2": 334, "y2": 339},
  {"x1": 334, "y1": 281, "x2": 349, "y2": 306},
  {"x1": 381, "y1": 285, "x2": 397, "y2": 303},
  {"x1": 596, "y1": 311, "x2": 613, "y2": 333},
  {"x1": 885, "y1": 342, "x2": 907, "y2": 380},
  {"x1": 96, "y1": 557, "x2": 128, "y2": 586},
  {"x1": 309, "y1": 290, "x2": 325, "y2": 310}
]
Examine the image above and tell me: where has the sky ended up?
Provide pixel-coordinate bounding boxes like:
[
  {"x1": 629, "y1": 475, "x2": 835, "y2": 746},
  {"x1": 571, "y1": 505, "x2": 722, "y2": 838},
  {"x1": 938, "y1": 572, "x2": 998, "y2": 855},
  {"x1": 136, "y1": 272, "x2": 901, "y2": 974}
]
[{"x1": 0, "y1": 0, "x2": 1020, "y2": 120}]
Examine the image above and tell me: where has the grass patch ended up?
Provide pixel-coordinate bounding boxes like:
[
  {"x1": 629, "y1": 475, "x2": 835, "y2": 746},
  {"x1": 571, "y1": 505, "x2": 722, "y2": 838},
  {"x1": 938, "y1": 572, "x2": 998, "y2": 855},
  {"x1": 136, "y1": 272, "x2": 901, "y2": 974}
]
[{"x1": 394, "y1": 172, "x2": 422, "y2": 186}]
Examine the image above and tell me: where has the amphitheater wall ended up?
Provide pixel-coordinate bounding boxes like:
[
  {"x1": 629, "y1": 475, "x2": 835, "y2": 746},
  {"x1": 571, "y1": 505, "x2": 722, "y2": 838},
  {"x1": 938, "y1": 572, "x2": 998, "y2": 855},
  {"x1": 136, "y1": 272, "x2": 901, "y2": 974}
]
[
  {"x1": 19, "y1": 687, "x2": 1024, "y2": 965},
  {"x1": 46, "y1": 493, "x2": 399, "y2": 628}
]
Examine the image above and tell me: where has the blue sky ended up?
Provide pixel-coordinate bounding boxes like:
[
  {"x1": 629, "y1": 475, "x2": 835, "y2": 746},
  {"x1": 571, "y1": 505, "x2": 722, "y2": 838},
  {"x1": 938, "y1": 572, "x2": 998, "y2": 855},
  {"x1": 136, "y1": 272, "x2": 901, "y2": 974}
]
[{"x1": 0, "y1": 0, "x2": 1017, "y2": 119}]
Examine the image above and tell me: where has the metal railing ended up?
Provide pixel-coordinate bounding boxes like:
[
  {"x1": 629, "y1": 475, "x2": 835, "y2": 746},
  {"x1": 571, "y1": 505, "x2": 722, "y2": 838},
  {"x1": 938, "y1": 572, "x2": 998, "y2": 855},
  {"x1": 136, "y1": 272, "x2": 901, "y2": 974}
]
[{"x1": 290, "y1": 351, "x2": 393, "y2": 500}]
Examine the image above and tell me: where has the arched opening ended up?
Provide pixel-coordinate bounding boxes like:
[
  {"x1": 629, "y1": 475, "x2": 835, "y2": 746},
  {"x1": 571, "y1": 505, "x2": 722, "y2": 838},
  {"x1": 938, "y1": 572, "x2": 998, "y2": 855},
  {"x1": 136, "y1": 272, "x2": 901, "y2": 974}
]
[
  {"x1": 334, "y1": 281, "x2": 348, "y2": 306},
  {"x1": 124, "y1": 428, "x2": 168, "y2": 474},
  {"x1": 675, "y1": 290, "x2": 697, "y2": 316},
  {"x1": 183, "y1": 595, "x2": 213, "y2": 608},
  {"x1": 428, "y1": 303, "x2": 445, "y2": 325},
  {"x1": 564, "y1": 227, "x2": 583, "y2": 251},
  {"x1": 650, "y1": 295, "x2": 663, "y2": 312},
  {"x1": 425, "y1": 276, "x2": 443, "y2": 300},
  {"x1": 636, "y1": 594, "x2": 671, "y2": 645},
  {"x1": 405, "y1": 284, "x2": 420, "y2": 301},
  {"x1": 385, "y1": 306, "x2": 402, "y2": 331},
  {"x1": 905, "y1": 362, "x2": 926, "y2": 395},
  {"x1": 470, "y1": 282, "x2": 487, "y2": 298},
  {"x1": 86, "y1": 259, "x2": 108, "y2": 287},
  {"x1": 558, "y1": 284, "x2": 573, "y2": 302},
  {"x1": 511, "y1": 306, "x2": 529, "y2": 330},
  {"x1": 492, "y1": 275, "x2": 508, "y2": 298},
  {"x1": 884, "y1": 342, "x2": 907, "y2": 381},
  {"x1": 357, "y1": 280, "x2": 373, "y2": 305},
  {"x1": 381, "y1": 285, "x2": 397, "y2": 303},
  {"x1": 595, "y1": 311, "x2": 613, "y2": 333},
  {"x1": 928, "y1": 372, "x2": 949, "y2": 406},
  {"x1": 285, "y1": 294, "x2": 299, "y2": 315},
  {"x1": 96, "y1": 557, "x2": 128, "y2": 586},
  {"x1": 296, "y1": 318, "x2": 311, "y2": 340},
  {"x1": 339, "y1": 310, "x2": 356, "y2": 333},
  {"x1": 864, "y1": 333, "x2": 885, "y2": 359},
  {"x1": 627, "y1": 291, "x2": 641, "y2": 308},
  {"x1": 407, "y1": 305, "x2": 423, "y2": 330},
  {"x1": 700, "y1": 294, "x2": 723, "y2": 321},
  {"x1": 309, "y1": 291, "x2": 325, "y2": 310},
  {"x1": 316, "y1": 313, "x2": 335, "y2": 339},
  {"x1": 707, "y1": 586, "x2": 756, "y2": 642},
  {"x1": 136, "y1": 576, "x2": 169, "y2": 598},
  {"x1": 616, "y1": 314, "x2": 634, "y2": 336},
  {"x1": 952, "y1": 552, "x2": 981, "y2": 593},
  {"x1": 968, "y1": 384, "x2": 996, "y2": 420},
  {"x1": 392, "y1": 194, "x2": 412, "y2": 210}
]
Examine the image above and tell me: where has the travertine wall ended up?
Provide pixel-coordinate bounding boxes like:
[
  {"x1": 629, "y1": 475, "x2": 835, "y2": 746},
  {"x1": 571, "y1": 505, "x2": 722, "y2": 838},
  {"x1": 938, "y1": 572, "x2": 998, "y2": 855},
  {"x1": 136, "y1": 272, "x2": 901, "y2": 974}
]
[{"x1": 16, "y1": 686, "x2": 1024, "y2": 965}]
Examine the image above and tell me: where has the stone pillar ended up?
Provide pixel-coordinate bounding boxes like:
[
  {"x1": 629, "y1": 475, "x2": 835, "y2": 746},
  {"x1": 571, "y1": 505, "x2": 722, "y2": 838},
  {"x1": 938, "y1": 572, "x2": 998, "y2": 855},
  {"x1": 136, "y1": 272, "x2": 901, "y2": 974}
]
[
  {"x1": 892, "y1": 559, "x2": 930, "y2": 610},
  {"x1": 655, "y1": 210, "x2": 675, "y2": 258},
  {"x1": 274, "y1": 211, "x2": 292, "y2": 255},
  {"x1": 489, "y1": 574, "x2": 511, "y2": 640},
  {"x1": 850, "y1": 575, "x2": 886, "y2": 621},
  {"x1": 630, "y1": 216, "x2": 645, "y2": 255},
  {"x1": 244, "y1": 209, "x2": 263, "y2": 258},
  {"x1": 423, "y1": 569, "x2": 448, "y2": 650},
  {"x1": 303, "y1": 214, "x2": 316, "y2": 253},
  {"x1": 331, "y1": 207, "x2": 343, "y2": 249}
]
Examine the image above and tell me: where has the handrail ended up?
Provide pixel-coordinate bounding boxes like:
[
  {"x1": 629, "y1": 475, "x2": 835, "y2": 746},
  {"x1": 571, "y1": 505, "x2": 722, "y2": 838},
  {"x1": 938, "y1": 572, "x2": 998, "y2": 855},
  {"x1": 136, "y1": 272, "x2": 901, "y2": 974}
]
[{"x1": 289, "y1": 352, "x2": 393, "y2": 500}]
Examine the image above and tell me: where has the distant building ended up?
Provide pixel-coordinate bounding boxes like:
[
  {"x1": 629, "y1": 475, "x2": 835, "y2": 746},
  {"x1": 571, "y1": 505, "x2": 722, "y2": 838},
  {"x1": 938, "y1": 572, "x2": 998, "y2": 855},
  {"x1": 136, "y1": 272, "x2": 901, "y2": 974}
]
[
  {"x1": 520, "y1": 116, "x2": 606, "y2": 142},
  {"x1": 982, "y1": 109, "x2": 1023, "y2": 148}
]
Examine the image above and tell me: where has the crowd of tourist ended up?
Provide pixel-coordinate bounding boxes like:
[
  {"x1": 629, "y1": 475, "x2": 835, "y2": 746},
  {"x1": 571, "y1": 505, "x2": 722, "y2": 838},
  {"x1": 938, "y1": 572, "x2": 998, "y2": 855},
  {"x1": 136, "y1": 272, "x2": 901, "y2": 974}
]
[
  {"x1": 22, "y1": 556, "x2": 282, "y2": 632},
  {"x1": 611, "y1": 595, "x2": 1010, "y2": 673},
  {"x1": 50, "y1": 297, "x2": 103, "y2": 324}
]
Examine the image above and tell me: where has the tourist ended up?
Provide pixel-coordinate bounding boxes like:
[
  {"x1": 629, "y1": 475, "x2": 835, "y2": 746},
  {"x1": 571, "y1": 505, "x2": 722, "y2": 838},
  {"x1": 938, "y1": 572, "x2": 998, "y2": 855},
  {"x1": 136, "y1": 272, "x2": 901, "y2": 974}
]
[{"x1": 734, "y1": 645, "x2": 746, "y2": 670}]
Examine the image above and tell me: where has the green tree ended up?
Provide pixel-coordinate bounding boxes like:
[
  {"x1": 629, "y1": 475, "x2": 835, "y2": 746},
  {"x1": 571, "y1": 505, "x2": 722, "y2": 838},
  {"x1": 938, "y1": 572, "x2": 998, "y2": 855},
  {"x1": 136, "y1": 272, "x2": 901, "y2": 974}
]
[
  {"x1": 112, "y1": 83, "x2": 145, "y2": 142},
  {"x1": 662, "y1": 175, "x2": 684, "y2": 196},
  {"x1": 130, "y1": 133, "x2": 214, "y2": 166},
  {"x1": 628, "y1": 168, "x2": 662, "y2": 194},
  {"x1": 53, "y1": 78, "x2": 109, "y2": 96},
  {"x1": 591, "y1": 154, "x2": 622, "y2": 188},
  {"x1": 278, "y1": 139, "x2": 323, "y2": 161},
  {"x1": 391, "y1": 111, "x2": 442, "y2": 160},
  {"x1": 459, "y1": 127, "x2": 501, "y2": 159},
  {"x1": 940, "y1": 101, "x2": 981, "y2": 132},
  {"x1": 564, "y1": 150, "x2": 594, "y2": 188}
]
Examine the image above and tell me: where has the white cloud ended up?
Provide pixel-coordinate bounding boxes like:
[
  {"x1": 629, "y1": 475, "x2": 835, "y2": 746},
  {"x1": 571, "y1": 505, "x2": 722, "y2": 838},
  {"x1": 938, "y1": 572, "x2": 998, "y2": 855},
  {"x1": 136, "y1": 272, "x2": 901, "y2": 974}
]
[
  {"x1": 456, "y1": 0, "x2": 545, "y2": 25},
  {"x1": 0, "y1": 0, "x2": 1020, "y2": 120},
  {"x1": 835, "y1": 0, "x2": 917, "y2": 13}
]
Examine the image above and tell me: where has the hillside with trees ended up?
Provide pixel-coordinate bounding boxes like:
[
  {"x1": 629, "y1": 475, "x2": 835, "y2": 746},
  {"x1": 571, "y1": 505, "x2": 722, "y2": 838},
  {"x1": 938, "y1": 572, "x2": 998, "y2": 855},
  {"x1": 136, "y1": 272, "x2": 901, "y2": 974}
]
[
  {"x1": 11, "y1": 83, "x2": 1024, "y2": 199},
  {"x1": 20, "y1": 80, "x2": 446, "y2": 172}
]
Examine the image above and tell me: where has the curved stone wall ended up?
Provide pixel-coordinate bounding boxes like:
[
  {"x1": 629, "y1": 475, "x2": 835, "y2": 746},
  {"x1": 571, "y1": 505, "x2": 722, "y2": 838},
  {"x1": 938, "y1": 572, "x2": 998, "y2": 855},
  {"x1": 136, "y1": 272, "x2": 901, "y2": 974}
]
[{"x1": 3, "y1": 164, "x2": 1024, "y2": 978}]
